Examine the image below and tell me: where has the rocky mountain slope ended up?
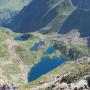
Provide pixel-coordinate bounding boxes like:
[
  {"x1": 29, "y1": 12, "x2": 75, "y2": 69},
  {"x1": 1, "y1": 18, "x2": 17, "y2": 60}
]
[{"x1": 0, "y1": 28, "x2": 37, "y2": 85}]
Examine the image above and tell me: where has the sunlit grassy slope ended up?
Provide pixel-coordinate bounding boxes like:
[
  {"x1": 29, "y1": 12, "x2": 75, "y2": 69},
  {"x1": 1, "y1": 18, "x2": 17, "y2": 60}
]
[{"x1": 0, "y1": 0, "x2": 31, "y2": 10}]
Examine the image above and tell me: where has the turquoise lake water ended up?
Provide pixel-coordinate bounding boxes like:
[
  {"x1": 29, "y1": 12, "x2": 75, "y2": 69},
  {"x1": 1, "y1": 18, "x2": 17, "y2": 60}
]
[
  {"x1": 28, "y1": 57, "x2": 67, "y2": 82},
  {"x1": 44, "y1": 47, "x2": 55, "y2": 55}
]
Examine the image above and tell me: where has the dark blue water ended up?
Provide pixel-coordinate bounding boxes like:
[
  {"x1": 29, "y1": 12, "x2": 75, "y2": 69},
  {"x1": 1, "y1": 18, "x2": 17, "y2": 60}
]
[
  {"x1": 30, "y1": 41, "x2": 45, "y2": 51},
  {"x1": 15, "y1": 34, "x2": 30, "y2": 41},
  {"x1": 30, "y1": 45, "x2": 39, "y2": 51},
  {"x1": 28, "y1": 57, "x2": 67, "y2": 82},
  {"x1": 44, "y1": 47, "x2": 55, "y2": 55}
]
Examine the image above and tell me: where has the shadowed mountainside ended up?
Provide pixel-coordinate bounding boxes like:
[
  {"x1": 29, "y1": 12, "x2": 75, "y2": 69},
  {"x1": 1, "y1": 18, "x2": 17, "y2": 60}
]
[
  {"x1": 71, "y1": 0, "x2": 90, "y2": 10},
  {"x1": 59, "y1": 0, "x2": 90, "y2": 39},
  {"x1": 59, "y1": 9, "x2": 90, "y2": 38},
  {"x1": 3, "y1": 0, "x2": 73, "y2": 33}
]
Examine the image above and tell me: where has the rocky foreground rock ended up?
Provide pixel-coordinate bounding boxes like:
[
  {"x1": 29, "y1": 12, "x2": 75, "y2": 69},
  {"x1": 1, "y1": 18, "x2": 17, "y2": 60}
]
[
  {"x1": 30, "y1": 76, "x2": 90, "y2": 90},
  {"x1": 29, "y1": 57, "x2": 90, "y2": 90}
]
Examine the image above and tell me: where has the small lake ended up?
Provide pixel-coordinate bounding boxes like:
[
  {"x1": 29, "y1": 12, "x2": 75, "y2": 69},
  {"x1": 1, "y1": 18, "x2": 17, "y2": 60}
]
[
  {"x1": 30, "y1": 41, "x2": 45, "y2": 51},
  {"x1": 44, "y1": 47, "x2": 55, "y2": 55},
  {"x1": 15, "y1": 34, "x2": 30, "y2": 41},
  {"x1": 28, "y1": 57, "x2": 67, "y2": 82}
]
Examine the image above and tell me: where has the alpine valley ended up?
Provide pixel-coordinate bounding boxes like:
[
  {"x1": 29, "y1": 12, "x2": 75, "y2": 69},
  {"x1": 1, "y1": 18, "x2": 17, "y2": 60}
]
[{"x1": 0, "y1": 0, "x2": 90, "y2": 90}]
